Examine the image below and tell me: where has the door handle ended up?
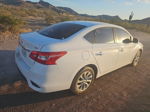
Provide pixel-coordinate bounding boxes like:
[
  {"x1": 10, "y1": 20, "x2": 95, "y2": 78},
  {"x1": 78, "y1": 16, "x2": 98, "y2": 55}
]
[{"x1": 95, "y1": 52, "x2": 103, "y2": 56}]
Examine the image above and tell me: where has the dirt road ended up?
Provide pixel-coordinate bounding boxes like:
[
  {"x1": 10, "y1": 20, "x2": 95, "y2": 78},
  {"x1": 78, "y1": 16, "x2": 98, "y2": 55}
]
[{"x1": 0, "y1": 29, "x2": 150, "y2": 112}]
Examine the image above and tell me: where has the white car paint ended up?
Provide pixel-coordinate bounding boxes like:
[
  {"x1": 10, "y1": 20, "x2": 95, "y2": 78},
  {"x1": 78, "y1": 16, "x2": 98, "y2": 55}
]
[{"x1": 15, "y1": 21, "x2": 143, "y2": 93}]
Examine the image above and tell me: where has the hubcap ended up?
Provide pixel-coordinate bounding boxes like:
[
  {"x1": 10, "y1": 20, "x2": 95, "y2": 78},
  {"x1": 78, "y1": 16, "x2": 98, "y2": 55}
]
[{"x1": 76, "y1": 71, "x2": 93, "y2": 92}]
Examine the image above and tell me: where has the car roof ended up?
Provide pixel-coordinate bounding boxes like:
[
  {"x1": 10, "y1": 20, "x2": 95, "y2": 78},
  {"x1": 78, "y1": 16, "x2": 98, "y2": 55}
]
[{"x1": 63, "y1": 21, "x2": 122, "y2": 28}]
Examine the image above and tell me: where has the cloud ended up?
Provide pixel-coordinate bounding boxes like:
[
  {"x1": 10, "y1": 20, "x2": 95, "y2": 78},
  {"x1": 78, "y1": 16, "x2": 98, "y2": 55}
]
[
  {"x1": 124, "y1": 0, "x2": 150, "y2": 5},
  {"x1": 136, "y1": 0, "x2": 150, "y2": 3},
  {"x1": 125, "y1": 1, "x2": 133, "y2": 5}
]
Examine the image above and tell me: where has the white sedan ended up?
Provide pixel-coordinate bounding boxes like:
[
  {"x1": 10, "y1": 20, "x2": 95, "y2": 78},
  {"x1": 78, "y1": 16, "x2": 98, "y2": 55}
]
[{"x1": 15, "y1": 21, "x2": 143, "y2": 94}]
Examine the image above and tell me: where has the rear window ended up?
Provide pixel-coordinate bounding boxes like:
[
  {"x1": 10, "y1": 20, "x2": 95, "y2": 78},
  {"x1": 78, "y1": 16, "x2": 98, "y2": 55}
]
[{"x1": 38, "y1": 23, "x2": 86, "y2": 39}]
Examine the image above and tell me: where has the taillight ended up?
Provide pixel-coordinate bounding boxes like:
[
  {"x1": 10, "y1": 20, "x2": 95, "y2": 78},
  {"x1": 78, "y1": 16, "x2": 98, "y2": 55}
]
[{"x1": 29, "y1": 51, "x2": 67, "y2": 65}]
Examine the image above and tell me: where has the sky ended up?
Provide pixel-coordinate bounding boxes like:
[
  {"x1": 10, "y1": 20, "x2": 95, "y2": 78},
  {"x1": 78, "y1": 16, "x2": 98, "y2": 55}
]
[{"x1": 28, "y1": 0, "x2": 150, "y2": 20}]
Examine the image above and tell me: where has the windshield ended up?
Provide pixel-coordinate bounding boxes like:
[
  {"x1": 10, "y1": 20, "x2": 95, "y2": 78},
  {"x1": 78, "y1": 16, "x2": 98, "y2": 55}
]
[{"x1": 38, "y1": 23, "x2": 86, "y2": 39}]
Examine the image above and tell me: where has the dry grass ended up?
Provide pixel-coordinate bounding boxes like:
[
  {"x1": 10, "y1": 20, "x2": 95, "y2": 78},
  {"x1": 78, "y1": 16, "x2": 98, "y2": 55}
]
[{"x1": 0, "y1": 3, "x2": 150, "y2": 34}]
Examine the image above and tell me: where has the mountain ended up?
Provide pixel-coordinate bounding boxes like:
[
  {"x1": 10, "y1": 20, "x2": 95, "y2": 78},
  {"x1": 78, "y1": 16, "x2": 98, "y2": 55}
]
[
  {"x1": 133, "y1": 17, "x2": 150, "y2": 25},
  {"x1": 38, "y1": 0, "x2": 66, "y2": 14},
  {"x1": 38, "y1": 0, "x2": 53, "y2": 8},
  {"x1": 37, "y1": 1, "x2": 79, "y2": 15},
  {"x1": 0, "y1": 0, "x2": 121, "y2": 19},
  {"x1": 0, "y1": 0, "x2": 25, "y2": 5},
  {"x1": 1, "y1": 0, "x2": 150, "y2": 25},
  {"x1": 0, "y1": 0, "x2": 78, "y2": 15},
  {"x1": 97, "y1": 15, "x2": 122, "y2": 21},
  {"x1": 0, "y1": 0, "x2": 124, "y2": 22},
  {"x1": 57, "y1": 7, "x2": 79, "y2": 15},
  {"x1": 80, "y1": 14, "x2": 122, "y2": 21}
]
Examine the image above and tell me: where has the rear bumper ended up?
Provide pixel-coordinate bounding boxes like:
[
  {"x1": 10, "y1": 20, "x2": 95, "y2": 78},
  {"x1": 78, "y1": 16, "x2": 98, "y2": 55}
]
[
  {"x1": 15, "y1": 48, "x2": 46, "y2": 92},
  {"x1": 15, "y1": 47, "x2": 71, "y2": 93}
]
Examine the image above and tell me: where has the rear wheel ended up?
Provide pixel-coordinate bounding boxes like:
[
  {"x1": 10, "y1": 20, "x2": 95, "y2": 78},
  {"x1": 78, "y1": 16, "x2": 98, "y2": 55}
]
[
  {"x1": 71, "y1": 66, "x2": 95, "y2": 95},
  {"x1": 132, "y1": 50, "x2": 141, "y2": 67}
]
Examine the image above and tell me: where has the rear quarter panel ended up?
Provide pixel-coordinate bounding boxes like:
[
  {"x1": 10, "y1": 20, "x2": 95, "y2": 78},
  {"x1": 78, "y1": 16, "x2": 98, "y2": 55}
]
[{"x1": 41, "y1": 33, "x2": 100, "y2": 89}]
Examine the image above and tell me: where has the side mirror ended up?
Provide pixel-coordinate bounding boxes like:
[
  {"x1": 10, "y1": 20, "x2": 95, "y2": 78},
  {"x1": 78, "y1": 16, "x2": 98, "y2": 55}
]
[
  {"x1": 123, "y1": 39, "x2": 131, "y2": 44},
  {"x1": 133, "y1": 38, "x2": 138, "y2": 43}
]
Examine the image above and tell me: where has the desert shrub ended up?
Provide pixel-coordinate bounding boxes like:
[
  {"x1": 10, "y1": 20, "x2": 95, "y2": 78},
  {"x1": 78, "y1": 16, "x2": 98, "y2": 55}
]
[
  {"x1": 45, "y1": 14, "x2": 73, "y2": 24},
  {"x1": 1, "y1": 3, "x2": 149, "y2": 33},
  {"x1": 0, "y1": 15, "x2": 25, "y2": 33},
  {"x1": 45, "y1": 15, "x2": 56, "y2": 24},
  {"x1": 99, "y1": 19, "x2": 150, "y2": 33},
  {"x1": 115, "y1": 22, "x2": 150, "y2": 33},
  {"x1": 58, "y1": 16, "x2": 72, "y2": 22}
]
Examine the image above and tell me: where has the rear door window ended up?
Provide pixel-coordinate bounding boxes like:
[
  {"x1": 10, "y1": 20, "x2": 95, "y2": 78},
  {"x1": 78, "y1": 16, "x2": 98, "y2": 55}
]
[
  {"x1": 95, "y1": 28, "x2": 114, "y2": 44},
  {"x1": 38, "y1": 23, "x2": 86, "y2": 39}
]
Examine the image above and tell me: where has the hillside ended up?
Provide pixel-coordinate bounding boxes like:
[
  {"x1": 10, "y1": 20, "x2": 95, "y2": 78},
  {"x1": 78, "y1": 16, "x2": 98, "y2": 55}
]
[
  {"x1": 0, "y1": 0, "x2": 78, "y2": 15},
  {"x1": 133, "y1": 17, "x2": 150, "y2": 25},
  {"x1": 0, "y1": 0, "x2": 123, "y2": 21},
  {"x1": 80, "y1": 14, "x2": 122, "y2": 21},
  {"x1": 1, "y1": 0, "x2": 150, "y2": 24},
  {"x1": 0, "y1": 0, "x2": 25, "y2": 5},
  {"x1": 57, "y1": 7, "x2": 79, "y2": 15},
  {"x1": 0, "y1": 0, "x2": 150, "y2": 34}
]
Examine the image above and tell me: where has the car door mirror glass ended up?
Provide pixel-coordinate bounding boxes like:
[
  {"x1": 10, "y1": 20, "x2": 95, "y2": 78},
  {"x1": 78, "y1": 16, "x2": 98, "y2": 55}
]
[
  {"x1": 123, "y1": 39, "x2": 131, "y2": 44},
  {"x1": 133, "y1": 38, "x2": 138, "y2": 43}
]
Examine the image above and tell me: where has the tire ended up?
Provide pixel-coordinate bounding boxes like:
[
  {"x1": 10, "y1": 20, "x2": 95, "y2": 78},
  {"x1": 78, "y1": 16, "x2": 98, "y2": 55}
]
[
  {"x1": 71, "y1": 66, "x2": 95, "y2": 95},
  {"x1": 131, "y1": 50, "x2": 141, "y2": 67}
]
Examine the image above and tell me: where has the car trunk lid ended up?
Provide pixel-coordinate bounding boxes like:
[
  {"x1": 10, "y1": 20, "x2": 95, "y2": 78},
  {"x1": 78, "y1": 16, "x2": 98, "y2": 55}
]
[{"x1": 19, "y1": 32, "x2": 60, "y2": 67}]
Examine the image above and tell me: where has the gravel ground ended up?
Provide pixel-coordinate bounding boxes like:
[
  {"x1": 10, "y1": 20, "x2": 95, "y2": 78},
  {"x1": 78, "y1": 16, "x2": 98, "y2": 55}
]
[{"x1": 0, "y1": 29, "x2": 150, "y2": 112}]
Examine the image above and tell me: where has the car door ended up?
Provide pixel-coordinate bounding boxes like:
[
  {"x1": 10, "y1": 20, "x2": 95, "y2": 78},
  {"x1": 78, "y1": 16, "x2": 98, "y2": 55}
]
[
  {"x1": 114, "y1": 28, "x2": 136, "y2": 67},
  {"x1": 92, "y1": 27, "x2": 119, "y2": 75}
]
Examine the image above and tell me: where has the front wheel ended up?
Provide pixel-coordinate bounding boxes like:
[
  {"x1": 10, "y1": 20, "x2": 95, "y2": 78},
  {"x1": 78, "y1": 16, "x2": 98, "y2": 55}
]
[
  {"x1": 131, "y1": 50, "x2": 141, "y2": 67},
  {"x1": 71, "y1": 66, "x2": 95, "y2": 95}
]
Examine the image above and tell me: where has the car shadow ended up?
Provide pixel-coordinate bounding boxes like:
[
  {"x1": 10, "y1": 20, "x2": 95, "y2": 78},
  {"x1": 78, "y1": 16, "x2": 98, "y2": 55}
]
[
  {"x1": 0, "y1": 50, "x2": 24, "y2": 86},
  {"x1": 0, "y1": 90, "x2": 73, "y2": 109},
  {"x1": 0, "y1": 50, "x2": 74, "y2": 109}
]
